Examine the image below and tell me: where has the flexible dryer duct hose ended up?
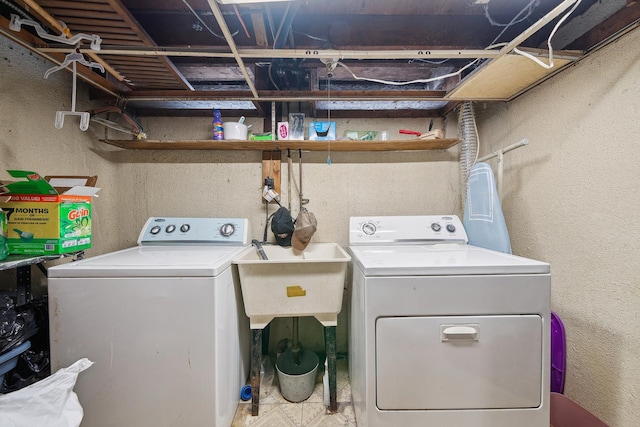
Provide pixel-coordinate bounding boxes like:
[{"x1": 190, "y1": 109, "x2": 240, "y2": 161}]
[{"x1": 458, "y1": 101, "x2": 479, "y2": 207}]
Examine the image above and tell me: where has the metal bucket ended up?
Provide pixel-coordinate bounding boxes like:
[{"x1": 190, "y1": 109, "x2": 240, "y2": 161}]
[{"x1": 276, "y1": 348, "x2": 319, "y2": 402}]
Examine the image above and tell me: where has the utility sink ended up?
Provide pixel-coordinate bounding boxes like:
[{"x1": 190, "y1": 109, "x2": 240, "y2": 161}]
[{"x1": 233, "y1": 243, "x2": 351, "y2": 329}]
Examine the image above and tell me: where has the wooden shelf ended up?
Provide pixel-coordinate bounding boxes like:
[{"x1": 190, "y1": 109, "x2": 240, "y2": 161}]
[{"x1": 100, "y1": 138, "x2": 460, "y2": 152}]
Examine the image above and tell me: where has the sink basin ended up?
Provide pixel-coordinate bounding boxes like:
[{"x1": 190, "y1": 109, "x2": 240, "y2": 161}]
[{"x1": 233, "y1": 243, "x2": 351, "y2": 329}]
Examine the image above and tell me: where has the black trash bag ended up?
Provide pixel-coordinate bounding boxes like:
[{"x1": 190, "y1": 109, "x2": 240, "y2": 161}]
[
  {"x1": 1, "y1": 296, "x2": 50, "y2": 393},
  {"x1": 0, "y1": 295, "x2": 39, "y2": 354}
]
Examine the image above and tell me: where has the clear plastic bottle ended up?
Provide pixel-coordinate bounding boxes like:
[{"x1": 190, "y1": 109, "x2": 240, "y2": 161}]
[{"x1": 213, "y1": 109, "x2": 224, "y2": 140}]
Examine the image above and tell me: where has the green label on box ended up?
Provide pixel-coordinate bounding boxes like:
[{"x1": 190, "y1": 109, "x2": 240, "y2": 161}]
[
  {"x1": 60, "y1": 202, "x2": 92, "y2": 239},
  {"x1": 0, "y1": 210, "x2": 8, "y2": 260}
]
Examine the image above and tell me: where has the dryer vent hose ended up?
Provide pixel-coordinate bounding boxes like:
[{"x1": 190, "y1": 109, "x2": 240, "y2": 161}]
[{"x1": 458, "y1": 101, "x2": 479, "y2": 206}]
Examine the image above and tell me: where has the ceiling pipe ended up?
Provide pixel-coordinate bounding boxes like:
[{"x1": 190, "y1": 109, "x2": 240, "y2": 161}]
[
  {"x1": 206, "y1": 0, "x2": 259, "y2": 98},
  {"x1": 269, "y1": 1, "x2": 301, "y2": 90}
]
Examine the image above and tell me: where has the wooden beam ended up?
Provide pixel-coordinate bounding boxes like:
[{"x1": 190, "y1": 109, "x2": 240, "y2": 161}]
[
  {"x1": 566, "y1": 1, "x2": 640, "y2": 50},
  {"x1": 105, "y1": 0, "x2": 193, "y2": 90},
  {"x1": 100, "y1": 139, "x2": 461, "y2": 151},
  {"x1": 113, "y1": 89, "x2": 447, "y2": 101},
  {"x1": 262, "y1": 150, "x2": 281, "y2": 204},
  {"x1": 251, "y1": 13, "x2": 269, "y2": 48}
]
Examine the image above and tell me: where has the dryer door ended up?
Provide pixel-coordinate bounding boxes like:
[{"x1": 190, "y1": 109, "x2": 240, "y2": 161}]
[{"x1": 376, "y1": 315, "x2": 543, "y2": 410}]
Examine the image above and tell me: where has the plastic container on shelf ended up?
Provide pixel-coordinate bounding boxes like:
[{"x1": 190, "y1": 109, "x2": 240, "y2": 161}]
[
  {"x1": 212, "y1": 109, "x2": 224, "y2": 140},
  {"x1": 223, "y1": 121, "x2": 248, "y2": 140}
]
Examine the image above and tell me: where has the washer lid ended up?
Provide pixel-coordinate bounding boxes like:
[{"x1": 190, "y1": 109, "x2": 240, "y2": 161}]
[
  {"x1": 348, "y1": 244, "x2": 549, "y2": 276},
  {"x1": 48, "y1": 245, "x2": 248, "y2": 278}
]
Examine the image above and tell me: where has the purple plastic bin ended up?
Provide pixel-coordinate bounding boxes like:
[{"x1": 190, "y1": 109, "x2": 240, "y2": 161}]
[{"x1": 551, "y1": 312, "x2": 566, "y2": 394}]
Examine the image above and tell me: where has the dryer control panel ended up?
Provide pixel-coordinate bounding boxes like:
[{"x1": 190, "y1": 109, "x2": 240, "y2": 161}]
[
  {"x1": 349, "y1": 215, "x2": 468, "y2": 245},
  {"x1": 138, "y1": 217, "x2": 250, "y2": 245}
]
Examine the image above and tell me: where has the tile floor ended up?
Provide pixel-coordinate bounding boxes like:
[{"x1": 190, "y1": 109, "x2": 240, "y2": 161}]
[{"x1": 232, "y1": 356, "x2": 356, "y2": 427}]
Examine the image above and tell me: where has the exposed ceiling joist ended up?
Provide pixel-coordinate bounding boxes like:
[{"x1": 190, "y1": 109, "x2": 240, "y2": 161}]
[{"x1": 1, "y1": 0, "x2": 637, "y2": 117}]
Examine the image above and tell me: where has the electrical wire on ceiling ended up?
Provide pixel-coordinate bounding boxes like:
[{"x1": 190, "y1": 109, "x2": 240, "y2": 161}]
[
  {"x1": 487, "y1": 0, "x2": 540, "y2": 47},
  {"x1": 410, "y1": 0, "x2": 539, "y2": 70},
  {"x1": 335, "y1": 0, "x2": 540, "y2": 83},
  {"x1": 181, "y1": 0, "x2": 237, "y2": 40},
  {"x1": 294, "y1": 31, "x2": 329, "y2": 43},
  {"x1": 484, "y1": 0, "x2": 538, "y2": 27},
  {"x1": 513, "y1": 0, "x2": 583, "y2": 69},
  {"x1": 331, "y1": 0, "x2": 581, "y2": 87},
  {"x1": 0, "y1": 0, "x2": 32, "y2": 20},
  {"x1": 334, "y1": 60, "x2": 479, "y2": 86}
]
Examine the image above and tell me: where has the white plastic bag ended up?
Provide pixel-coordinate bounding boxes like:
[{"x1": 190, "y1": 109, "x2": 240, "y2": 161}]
[{"x1": 0, "y1": 358, "x2": 93, "y2": 427}]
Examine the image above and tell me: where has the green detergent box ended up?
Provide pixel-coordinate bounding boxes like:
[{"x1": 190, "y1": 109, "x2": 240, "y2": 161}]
[{"x1": 0, "y1": 171, "x2": 98, "y2": 255}]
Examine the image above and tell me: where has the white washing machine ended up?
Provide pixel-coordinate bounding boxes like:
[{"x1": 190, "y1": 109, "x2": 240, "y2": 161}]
[
  {"x1": 348, "y1": 215, "x2": 550, "y2": 427},
  {"x1": 48, "y1": 217, "x2": 251, "y2": 427}
]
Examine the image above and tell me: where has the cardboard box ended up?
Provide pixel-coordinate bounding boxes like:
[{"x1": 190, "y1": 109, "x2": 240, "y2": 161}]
[{"x1": 0, "y1": 171, "x2": 98, "y2": 255}]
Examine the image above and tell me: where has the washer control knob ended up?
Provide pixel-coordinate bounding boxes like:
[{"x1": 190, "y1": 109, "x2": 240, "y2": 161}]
[
  {"x1": 220, "y1": 223, "x2": 235, "y2": 237},
  {"x1": 362, "y1": 222, "x2": 377, "y2": 236},
  {"x1": 150, "y1": 226, "x2": 161, "y2": 235},
  {"x1": 446, "y1": 224, "x2": 456, "y2": 233},
  {"x1": 166, "y1": 225, "x2": 176, "y2": 233},
  {"x1": 431, "y1": 223, "x2": 442, "y2": 232},
  {"x1": 180, "y1": 224, "x2": 190, "y2": 233}
]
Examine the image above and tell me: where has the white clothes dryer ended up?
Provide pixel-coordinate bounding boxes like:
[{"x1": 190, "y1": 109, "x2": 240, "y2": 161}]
[
  {"x1": 48, "y1": 217, "x2": 251, "y2": 427},
  {"x1": 348, "y1": 215, "x2": 551, "y2": 427}
]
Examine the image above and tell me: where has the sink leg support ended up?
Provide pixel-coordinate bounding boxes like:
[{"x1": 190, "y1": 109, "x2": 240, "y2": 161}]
[
  {"x1": 251, "y1": 328, "x2": 262, "y2": 416},
  {"x1": 324, "y1": 325, "x2": 337, "y2": 412}
]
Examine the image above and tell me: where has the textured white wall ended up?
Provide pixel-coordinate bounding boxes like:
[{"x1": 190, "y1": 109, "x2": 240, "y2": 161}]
[{"x1": 475, "y1": 27, "x2": 640, "y2": 427}]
